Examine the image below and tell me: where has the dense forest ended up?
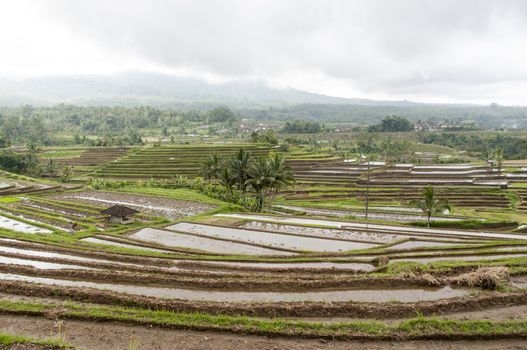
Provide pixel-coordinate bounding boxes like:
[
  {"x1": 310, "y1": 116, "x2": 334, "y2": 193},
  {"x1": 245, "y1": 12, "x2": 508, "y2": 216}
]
[
  {"x1": 243, "y1": 103, "x2": 527, "y2": 129},
  {"x1": 0, "y1": 105, "x2": 238, "y2": 146}
]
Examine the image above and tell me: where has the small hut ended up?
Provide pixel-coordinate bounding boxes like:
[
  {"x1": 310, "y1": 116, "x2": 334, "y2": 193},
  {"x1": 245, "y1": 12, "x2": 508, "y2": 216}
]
[{"x1": 100, "y1": 205, "x2": 139, "y2": 224}]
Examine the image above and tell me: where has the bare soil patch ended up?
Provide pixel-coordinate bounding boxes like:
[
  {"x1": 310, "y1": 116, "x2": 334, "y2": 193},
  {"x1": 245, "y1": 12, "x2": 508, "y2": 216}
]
[
  {"x1": 0, "y1": 314, "x2": 526, "y2": 350},
  {"x1": 52, "y1": 191, "x2": 215, "y2": 220}
]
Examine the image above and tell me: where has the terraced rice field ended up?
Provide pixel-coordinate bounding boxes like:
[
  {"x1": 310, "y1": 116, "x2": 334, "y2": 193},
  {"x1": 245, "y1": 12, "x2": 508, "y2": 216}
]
[
  {"x1": 288, "y1": 160, "x2": 509, "y2": 187},
  {"x1": 38, "y1": 147, "x2": 130, "y2": 176},
  {"x1": 167, "y1": 222, "x2": 379, "y2": 252},
  {"x1": 94, "y1": 144, "x2": 272, "y2": 178},
  {"x1": 54, "y1": 190, "x2": 214, "y2": 220},
  {"x1": 0, "y1": 215, "x2": 52, "y2": 234},
  {"x1": 0, "y1": 174, "x2": 527, "y2": 348}
]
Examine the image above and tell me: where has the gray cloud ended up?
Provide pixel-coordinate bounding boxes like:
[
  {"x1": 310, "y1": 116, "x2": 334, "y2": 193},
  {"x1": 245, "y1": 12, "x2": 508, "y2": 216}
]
[{"x1": 27, "y1": 0, "x2": 527, "y2": 103}]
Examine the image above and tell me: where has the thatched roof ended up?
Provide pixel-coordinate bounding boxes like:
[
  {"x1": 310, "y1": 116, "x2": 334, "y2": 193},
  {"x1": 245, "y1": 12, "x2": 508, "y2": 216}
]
[{"x1": 100, "y1": 205, "x2": 139, "y2": 217}]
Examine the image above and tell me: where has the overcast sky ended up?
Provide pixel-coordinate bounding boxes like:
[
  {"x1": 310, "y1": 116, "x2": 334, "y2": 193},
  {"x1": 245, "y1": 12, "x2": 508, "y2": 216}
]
[{"x1": 1, "y1": 0, "x2": 527, "y2": 104}]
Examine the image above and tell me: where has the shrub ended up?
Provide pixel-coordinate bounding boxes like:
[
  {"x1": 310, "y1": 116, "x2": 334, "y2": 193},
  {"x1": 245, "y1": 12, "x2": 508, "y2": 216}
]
[{"x1": 452, "y1": 267, "x2": 509, "y2": 290}]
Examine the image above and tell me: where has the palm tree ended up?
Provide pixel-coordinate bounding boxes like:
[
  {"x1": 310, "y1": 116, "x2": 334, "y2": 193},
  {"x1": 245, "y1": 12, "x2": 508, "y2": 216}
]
[
  {"x1": 61, "y1": 165, "x2": 73, "y2": 183},
  {"x1": 268, "y1": 152, "x2": 294, "y2": 201},
  {"x1": 46, "y1": 158, "x2": 56, "y2": 180},
  {"x1": 217, "y1": 167, "x2": 237, "y2": 193},
  {"x1": 411, "y1": 185, "x2": 451, "y2": 227},
  {"x1": 245, "y1": 157, "x2": 275, "y2": 212},
  {"x1": 199, "y1": 153, "x2": 222, "y2": 183},
  {"x1": 494, "y1": 147, "x2": 504, "y2": 174},
  {"x1": 229, "y1": 148, "x2": 252, "y2": 192}
]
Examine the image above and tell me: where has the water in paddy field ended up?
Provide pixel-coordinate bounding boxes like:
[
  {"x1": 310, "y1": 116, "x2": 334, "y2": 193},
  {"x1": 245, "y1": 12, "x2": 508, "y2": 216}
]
[
  {"x1": 511, "y1": 275, "x2": 527, "y2": 289},
  {"x1": 0, "y1": 242, "x2": 163, "y2": 269},
  {"x1": 0, "y1": 214, "x2": 52, "y2": 234},
  {"x1": 129, "y1": 227, "x2": 293, "y2": 256},
  {"x1": 395, "y1": 253, "x2": 527, "y2": 263},
  {"x1": 179, "y1": 260, "x2": 376, "y2": 272},
  {"x1": 216, "y1": 214, "x2": 527, "y2": 241},
  {"x1": 168, "y1": 222, "x2": 379, "y2": 252},
  {"x1": 0, "y1": 273, "x2": 469, "y2": 302},
  {"x1": 0, "y1": 255, "x2": 94, "y2": 270},
  {"x1": 387, "y1": 240, "x2": 465, "y2": 250},
  {"x1": 240, "y1": 221, "x2": 400, "y2": 243},
  {"x1": 82, "y1": 237, "x2": 174, "y2": 253},
  {"x1": 274, "y1": 204, "x2": 460, "y2": 223}
]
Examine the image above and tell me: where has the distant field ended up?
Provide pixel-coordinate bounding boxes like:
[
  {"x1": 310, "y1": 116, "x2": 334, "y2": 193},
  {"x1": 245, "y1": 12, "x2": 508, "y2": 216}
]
[{"x1": 95, "y1": 144, "x2": 272, "y2": 179}]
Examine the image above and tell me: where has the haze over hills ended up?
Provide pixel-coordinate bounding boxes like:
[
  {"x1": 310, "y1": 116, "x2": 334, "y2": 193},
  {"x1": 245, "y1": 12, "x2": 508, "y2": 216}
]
[
  {"x1": 0, "y1": 72, "x2": 421, "y2": 108},
  {"x1": 1, "y1": 72, "x2": 527, "y2": 128}
]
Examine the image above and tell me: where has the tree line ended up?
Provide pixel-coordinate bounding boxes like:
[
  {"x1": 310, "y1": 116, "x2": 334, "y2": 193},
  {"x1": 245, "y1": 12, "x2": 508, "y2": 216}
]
[
  {"x1": 421, "y1": 133, "x2": 527, "y2": 159},
  {"x1": 0, "y1": 105, "x2": 238, "y2": 146}
]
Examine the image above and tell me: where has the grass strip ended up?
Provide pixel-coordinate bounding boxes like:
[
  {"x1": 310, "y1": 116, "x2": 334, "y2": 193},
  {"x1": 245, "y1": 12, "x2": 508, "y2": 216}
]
[
  {"x1": 1, "y1": 299, "x2": 527, "y2": 340},
  {"x1": 0, "y1": 330, "x2": 71, "y2": 349}
]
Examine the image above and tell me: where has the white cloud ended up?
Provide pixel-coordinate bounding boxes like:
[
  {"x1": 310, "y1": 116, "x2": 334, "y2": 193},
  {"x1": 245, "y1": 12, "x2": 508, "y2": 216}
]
[{"x1": 1, "y1": 0, "x2": 527, "y2": 104}]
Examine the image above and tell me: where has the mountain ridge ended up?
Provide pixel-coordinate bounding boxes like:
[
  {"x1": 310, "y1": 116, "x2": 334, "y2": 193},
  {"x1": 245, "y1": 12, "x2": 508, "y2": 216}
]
[{"x1": 0, "y1": 72, "x2": 426, "y2": 108}]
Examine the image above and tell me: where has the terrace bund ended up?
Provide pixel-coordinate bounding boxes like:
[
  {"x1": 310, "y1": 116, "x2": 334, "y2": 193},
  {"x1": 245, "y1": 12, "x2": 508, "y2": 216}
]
[{"x1": 288, "y1": 159, "x2": 526, "y2": 187}]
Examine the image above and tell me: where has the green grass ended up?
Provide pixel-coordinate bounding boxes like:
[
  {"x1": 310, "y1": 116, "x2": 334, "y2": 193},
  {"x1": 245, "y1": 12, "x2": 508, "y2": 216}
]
[
  {"x1": 1, "y1": 298, "x2": 527, "y2": 340},
  {"x1": 385, "y1": 255, "x2": 527, "y2": 275},
  {"x1": 0, "y1": 197, "x2": 20, "y2": 204},
  {"x1": 0, "y1": 331, "x2": 71, "y2": 348}
]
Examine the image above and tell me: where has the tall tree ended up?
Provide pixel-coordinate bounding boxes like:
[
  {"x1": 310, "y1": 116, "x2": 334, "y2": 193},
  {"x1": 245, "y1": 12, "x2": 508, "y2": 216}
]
[
  {"x1": 46, "y1": 158, "x2": 56, "y2": 180},
  {"x1": 217, "y1": 167, "x2": 236, "y2": 193},
  {"x1": 494, "y1": 147, "x2": 504, "y2": 174},
  {"x1": 199, "y1": 153, "x2": 222, "y2": 184},
  {"x1": 229, "y1": 148, "x2": 252, "y2": 192},
  {"x1": 411, "y1": 185, "x2": 451, "y2": 227},
  {"x1": 267, "y1": 152, "x2": 294, "y2": 201},
  {"x1": 245, "y1": 158, "x2": 275, "y2": 212}
]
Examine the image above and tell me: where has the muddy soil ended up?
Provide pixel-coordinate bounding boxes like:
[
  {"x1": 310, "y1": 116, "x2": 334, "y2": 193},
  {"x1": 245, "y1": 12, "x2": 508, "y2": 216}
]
[
  {"x1": 168, "y1": 222, "x2": 378, "y2": 252},
  {"x1": 218, "y1": 214, "x2": 527, "y2": 241},
  {"x1": 0, "y1": 279, "x2": 523, "y2": 319},
  {"x1": 129, "y1": 227, "x2": 291, "y2": 256},
  {"x1": 0, "y1": 314, "x2": 526, "y2": 350},
  {"x1": 274, "y1": 204, "x2": 460, "y2": 223},
  {"x1": 53, "y1": 190, "x2": 215, "y2": 220},
  {"x1": 0, "y1": 273, "x2": 469, "y2": 302},
  {"x1": 240, "y1": 221, "x2": 401, "y2": 243}
]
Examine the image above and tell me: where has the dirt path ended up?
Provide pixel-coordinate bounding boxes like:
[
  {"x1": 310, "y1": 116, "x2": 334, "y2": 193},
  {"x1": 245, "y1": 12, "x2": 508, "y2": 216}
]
[{"x1": 0, "y1": 314, "x2": 526, "y2": 350}]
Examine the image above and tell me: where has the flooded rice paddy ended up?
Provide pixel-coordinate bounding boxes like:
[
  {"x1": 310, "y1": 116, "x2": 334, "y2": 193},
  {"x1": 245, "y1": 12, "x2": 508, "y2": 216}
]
[
  {"x1": 179, "y1": 260, "x2": 376, "y2": 272},
  {"x1": 387, "y1": 240, "x2": 465, "y2": 250},
  {"x1": 240, "y1": 221, "x2": 399, "y2": 243},
  {"x1": 0, "y1": 242, "x2": 162, "y2": 269},
  {"x1": 0, "y1": 255, "x2": 94, "y2": 270},
  {"x1": 395, "y1": 253, "x2": 527, "y2": 263},
  {"x1": 511, "y1": 275, "x2": 527, "y2": 289},
  {"x1": 168, "y1": 222, "x2": 378, "y2": 252},
  {"x1": 129, "y1": 228, "x2": 293, "y2": 256},
  {"x1": 275, "y1": 204, "x2": 459, "y2": 223},
  {"x1": 82, "y1": 237, "x2": 174, "y2": 253},
  {"x1": 0, "y1": 214, "x2": 52, "y2": 234},
  {"x1": 217, "y1": 214, "x2": 527, "y2": 241},
  {"x1": 0, "y1": 273, "x2": 469, "y2": 302}
]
